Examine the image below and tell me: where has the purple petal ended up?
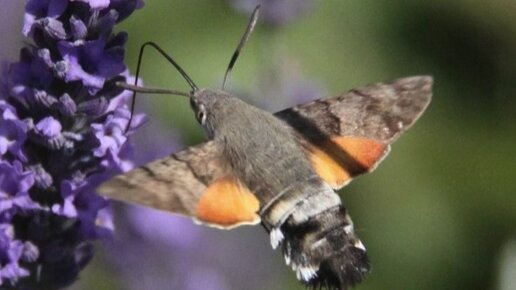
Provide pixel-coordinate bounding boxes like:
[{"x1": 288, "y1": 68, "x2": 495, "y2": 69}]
[
  {"x1": 59, "y1": 180, "x2": 76, "y2": 199},
  {"x1": 0, "y1": 161, "x2": 34, "y2": 197},
  {"x1": 35, "y1": 116, "x2": 62, "y2": 138},
  {"x1": 25, "y1": 0, "x2": 47, "y2": 17},
  {"x1": 0, "y1": 102, "x2": 17, "y2": 120},
  {"x1": 86, "y1": 0, "x2": 111, "y2": 10},
  {"x1": 91, "y1": 107, "x2": 135, "y2": 159},
  {"x1": 7, "y1": 48, "x2": 55, "y2": 89},
  {"x1": 110, "y1": 0, "x2": 144, "y2": 22},
  {"x1": 70, "y1": 16, "x2": 88, "y2": 40},
  {"x1": 0, "y1": 199, "x2": 14, "y2": 212},
  {"x1": 58, "y1": 39, "x2": 125, "y2": 94},
  {"x1": 11, "y1": 194, "x2": 39, "y2": 210},
  {"x1": 22, "y1": 14, "x2": 36, "y2": 36},
  {"x1": 58, "y1": 42, "x2": 106, "y2": 93},
  {"x1": 109, "y1": 141, "x2": 135, "y2": 171},
  {"x1": 0, "y1": 139, "x2": 9, "y2": 156},
  {"x1": 47, "y1": 0, "x2": 68, "y2": 17},
  {"x1": 96, "y1": 54, "x2": 125, "y2": 79},
  {"x1": 0, "y1": 263, "x2": 30, "y2": 280},
  {"x1": 51, "y1": 195, "x2": 78, "y2": 218},
  {"x1": 0, "y1": 118, "x2": 27, "y2": 158},
  {"x1": 95, "y1": 206, "x2": 114, "y2": 233},
  {"x1": 0, "y1": 162, "x2": 37, "y2": 215},
  {"x1": 94, "y1": 9, "x2": 119, "y2": 32}
]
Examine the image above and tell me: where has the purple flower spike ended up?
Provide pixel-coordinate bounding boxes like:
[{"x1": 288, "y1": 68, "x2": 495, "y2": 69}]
[
  {"x1": 228, "y1": 0, "x2": 317, "y2": 26},
  {"x1": 0, "y1": 0, "x2": 144, "y2": 288}
]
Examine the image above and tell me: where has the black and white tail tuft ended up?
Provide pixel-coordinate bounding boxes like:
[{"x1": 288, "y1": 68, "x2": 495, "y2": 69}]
[{"x1": 278, "y1": 205, "x2": 370, "y2": 290}]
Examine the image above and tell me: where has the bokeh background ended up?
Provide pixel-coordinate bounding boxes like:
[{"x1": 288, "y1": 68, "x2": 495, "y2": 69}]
[{"x1": 2, "y1": 0, "x2": 516, "y2": 289}]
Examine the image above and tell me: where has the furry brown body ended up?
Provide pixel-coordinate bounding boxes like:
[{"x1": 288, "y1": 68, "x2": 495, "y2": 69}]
[{"x1": 196, "y1": 90, "x2": 369, "y2": 288}]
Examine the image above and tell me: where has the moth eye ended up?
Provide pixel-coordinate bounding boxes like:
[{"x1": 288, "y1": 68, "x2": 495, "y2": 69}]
[{"x1": 197, "y1": 110, "x2": 206, "y2": 124}]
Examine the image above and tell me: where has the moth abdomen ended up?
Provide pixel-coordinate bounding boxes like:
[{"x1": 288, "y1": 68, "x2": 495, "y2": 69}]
[
  {"x1": 281, "y1": 205, "x2": 370, "y2": 290},
  {"x1": 261, "y1": 179, "x2": 369, "y2": 290}
]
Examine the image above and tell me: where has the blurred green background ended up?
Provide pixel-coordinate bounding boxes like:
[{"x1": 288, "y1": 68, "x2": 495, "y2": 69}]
[{"x1": 66, "y1": 0, "x2": 515, "y2": 289}]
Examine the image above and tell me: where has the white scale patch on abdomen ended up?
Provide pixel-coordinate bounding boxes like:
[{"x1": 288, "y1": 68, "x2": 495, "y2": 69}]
[{"x1": 262, "y1": 178, "x2": 341, "y2": 249}]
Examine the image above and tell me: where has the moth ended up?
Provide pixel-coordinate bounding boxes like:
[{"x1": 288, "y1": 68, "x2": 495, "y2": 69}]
[{"x1": 98, "y1": 6, "x2": 432, "y2": 290}]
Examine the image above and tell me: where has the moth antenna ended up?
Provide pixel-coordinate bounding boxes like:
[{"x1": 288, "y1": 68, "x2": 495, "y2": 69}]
[
  {"x1": 116, "y1": 82, "x2": 191, "y2": 97},
  {"x1": 126, "y1": 41, "x2": 198, "y2": 133},
  {"x1": 221, "y1": 5, "x2": 261, "y2": 90}
]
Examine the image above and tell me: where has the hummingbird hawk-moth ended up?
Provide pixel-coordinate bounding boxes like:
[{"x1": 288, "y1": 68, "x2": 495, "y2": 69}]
[{"x1": 98, "y1": 6, "x2": 432, "y2": 290}]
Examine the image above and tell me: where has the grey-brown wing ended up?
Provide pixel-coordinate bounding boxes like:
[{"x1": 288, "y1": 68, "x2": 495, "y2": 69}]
[
  {"x1": 275, "y1": 76, "x2": 432, "y2": 189},
  {"x1": 275, "y1": 76, "x2": 432, "y2": 144},
  {"x1": 97, "y1": 141, "x2": 261, "y2": 228}
]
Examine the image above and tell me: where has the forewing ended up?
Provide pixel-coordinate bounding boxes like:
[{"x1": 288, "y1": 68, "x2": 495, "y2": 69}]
[
  {"x1": 275, "y1": 76, "x2": 432, "y2": 188},
  {"x1": 97, "y1": 141, "x2": 260, "y2": 229}
]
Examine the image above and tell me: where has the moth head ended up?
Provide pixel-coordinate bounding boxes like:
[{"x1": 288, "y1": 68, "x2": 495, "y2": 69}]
[
  {"x1": 181, "y1": 4, "x2": 261, "y2": 130},
  {"x1": 190, "y1": 88, "x2": 238, "y2": 139},
  {"x1": 122, "y1": 6, "x2": 260, "y2": 135}
]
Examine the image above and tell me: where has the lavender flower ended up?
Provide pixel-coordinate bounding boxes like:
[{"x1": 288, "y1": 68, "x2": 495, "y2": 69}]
[
  {"x1": 251, "y1": 57, "x2": 325, "y2": 112},
  {"x1": 0, "y1": 0, "x2": 144, "y2": 288},
  {"x1": 228, "y1": 0, "x2": 317, "y2": 26}
]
